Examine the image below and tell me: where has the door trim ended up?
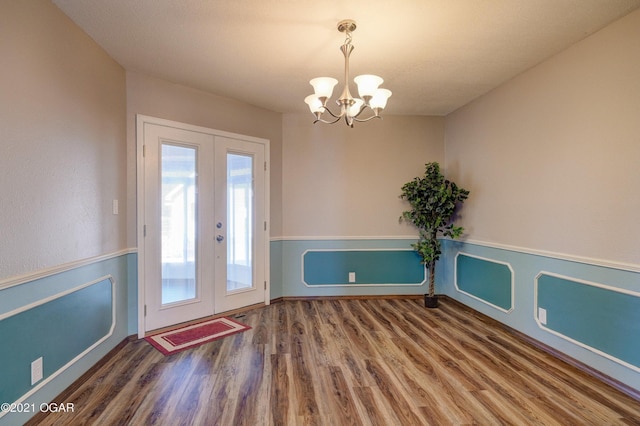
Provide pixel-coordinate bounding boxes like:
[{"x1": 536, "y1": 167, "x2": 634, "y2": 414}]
[{"x1": 136, "y1": 115, "x2": 270, "y2": 338}]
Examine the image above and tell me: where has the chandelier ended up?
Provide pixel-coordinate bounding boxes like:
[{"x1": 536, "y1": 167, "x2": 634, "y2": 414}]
[{"x1": 304, "y1": 20, "x2": 392, "y2": 128}]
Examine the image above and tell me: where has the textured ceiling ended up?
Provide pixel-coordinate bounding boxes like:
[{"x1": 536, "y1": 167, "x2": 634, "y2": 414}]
[{"x1": 52, "y1": 0, "x2": 640, "y2": 116}]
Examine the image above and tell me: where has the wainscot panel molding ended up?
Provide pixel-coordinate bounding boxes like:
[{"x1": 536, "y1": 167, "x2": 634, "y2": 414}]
[
  {"x1": 0, "y1": 276, "x2": 115, "y2": 418},
  {"x1": 439, "y1": 239, "x2": 640, "y2": 393},
  {"x1": 535, "y1": 271, "x2": 640, "y2": 373},
  {"x1": 271, "y1": 236, "x2": 419, "y2": 241},
  {"x1": 455, "y1": 252, "x2": 514, "y2": 313},
  {"x1": 302, "y1": 249, "x2": 425, "y2": 287},
  {"x1": 0, "y1": 253, "x2": 132, "y2": 426},
  {"x1": 274, "y1": 238, "x2": 428, "y2": 298}
]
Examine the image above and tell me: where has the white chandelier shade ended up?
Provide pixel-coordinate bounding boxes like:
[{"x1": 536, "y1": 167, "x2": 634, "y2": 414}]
[
  {"x1": 353, "y1": 75, "x2": 383, "y2": 97},
  {"x1": 309, "y1": 77, "x2": 338, "y2": 99},
  {"x1": 304, "y1": 20, "x2": 392, "y2": 127}
]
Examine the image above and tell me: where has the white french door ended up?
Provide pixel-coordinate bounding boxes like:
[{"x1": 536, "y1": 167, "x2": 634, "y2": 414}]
[
  {"x1": 214, "y1": 137, "x2": 267, "y2": 314},
  {"x1": 138, "y1": 117, "x2": 268, "y2": 333}
]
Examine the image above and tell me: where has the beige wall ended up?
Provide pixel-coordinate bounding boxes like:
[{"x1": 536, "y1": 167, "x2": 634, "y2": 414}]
[
  {"x1": 125, "y1": 72, "x2": 283, "y2": 245},
  {"x1": 0, "y1": 0, "x2": 126, "y2": 280},
  {"x1": 282, "y1": 113, "x2": 444, "y2": 238},
  {"x1": 444, "y1": 9, "x2": 640, "y2": 265},
  {"x1": 6, "y1": 0, "x2": 636, "y2": 274}
]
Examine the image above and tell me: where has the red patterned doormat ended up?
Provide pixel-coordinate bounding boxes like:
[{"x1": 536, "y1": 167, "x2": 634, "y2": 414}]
[{"x1": 145, "y1": 317, "x2": 250, "y2": 355}]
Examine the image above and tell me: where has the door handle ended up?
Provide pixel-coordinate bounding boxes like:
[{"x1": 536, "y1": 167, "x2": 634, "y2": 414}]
[{"x1": 216, "y1": 235, "x2": 224, "y2": 242}]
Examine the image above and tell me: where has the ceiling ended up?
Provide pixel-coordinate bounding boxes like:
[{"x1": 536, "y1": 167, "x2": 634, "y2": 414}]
[{"x1": 52, "y1": 0, "x2": 640, "y2": 116}]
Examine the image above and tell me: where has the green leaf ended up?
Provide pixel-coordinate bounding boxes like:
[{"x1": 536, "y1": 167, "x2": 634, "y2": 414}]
[{"x1": 399, "y1": 162, "x2": 470, "y2": 266}]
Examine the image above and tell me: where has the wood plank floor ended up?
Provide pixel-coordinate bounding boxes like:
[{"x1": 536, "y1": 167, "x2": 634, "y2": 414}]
[{"x1": 30, "y1": 298, "x2": 640, "y2": 425}]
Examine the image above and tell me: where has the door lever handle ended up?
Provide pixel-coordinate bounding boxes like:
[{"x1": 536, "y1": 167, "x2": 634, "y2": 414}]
[{"x1": 216, "y1": 235, "x2": 224, "y2": 242}]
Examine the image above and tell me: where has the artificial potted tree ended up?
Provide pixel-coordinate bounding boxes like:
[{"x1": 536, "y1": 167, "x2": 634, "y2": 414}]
[{"x1": 400, "y1": 162, "x2": 469, "y2": 308}]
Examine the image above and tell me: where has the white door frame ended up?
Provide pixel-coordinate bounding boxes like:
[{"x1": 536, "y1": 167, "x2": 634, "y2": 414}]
[{"x1": 136, "y1": 115, "x2": 270, "y2": 338}]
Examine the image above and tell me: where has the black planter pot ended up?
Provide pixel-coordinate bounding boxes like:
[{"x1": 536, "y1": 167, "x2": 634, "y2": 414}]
[{"x1": 424, "y1": 295, "x2": 438, "y2": 308}]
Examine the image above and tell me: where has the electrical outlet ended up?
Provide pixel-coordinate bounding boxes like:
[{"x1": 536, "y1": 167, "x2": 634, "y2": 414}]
[
  {"x1": 31, "y1": 357, "x2": 43, "y2": 385},
  {"x1": 538, "y1": 307, "x2": 547, "y2": 325},
  {"x1": 112, "y1": 199, "x2": 119, "y2": 215},
  {"x1": 348, "y1": 272, "x2": 356, "y2": 283}
]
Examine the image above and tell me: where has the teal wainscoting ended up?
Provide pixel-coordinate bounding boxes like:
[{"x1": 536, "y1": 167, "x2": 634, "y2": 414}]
[
  {"x1": 127, "y1": 252, "x2": 139, "y2": 335},
  {"x1": 455, "y1": 253, "x2": 513, "y2": 312},
  {"x1": 536, "y1": 272, "x2": 640, "y2": 372},
  {"x1": 274, "y1": 239, "x2": 427, "y2": 298},
  {"x1": 0, "y1": 252, "x2": 132, "y2": 426},
  {"x1": 303, "y1": 250, "x2": 424, "y2": 286},
  {"x1": 270, "y1": 240, "x2": 284, "y2": 300},
  {"x1": 0, "y1": 277, "x2": 114, "y2": 405},
  {"x1": 438, "y1": 239, "x2": 640, "y2": 392}
]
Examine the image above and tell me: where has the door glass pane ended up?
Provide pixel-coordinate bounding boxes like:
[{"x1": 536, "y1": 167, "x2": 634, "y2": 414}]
[
  {"x1": 227, "y1": 153, "x2": 253, "y2": 292},
  {"x1": 161, "y1": 144, "x2": 197, "y2": 304}
]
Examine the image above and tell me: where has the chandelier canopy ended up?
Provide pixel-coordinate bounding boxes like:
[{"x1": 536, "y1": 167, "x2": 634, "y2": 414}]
[{"x1": 305, "y1": 20, "x2": 392, "y2": 128}]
